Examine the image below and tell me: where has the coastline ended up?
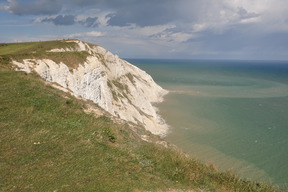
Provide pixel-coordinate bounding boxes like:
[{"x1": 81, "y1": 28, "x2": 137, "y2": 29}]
[
  {"x1": 1, "y1": 42, "x2": 283, "y2": 191},
  {"x1": 151, "y1": 89, "x2": 171, "y2": 137},
  {"x1": 131, "y1": 58, "x2": 288, "y2": 188}
]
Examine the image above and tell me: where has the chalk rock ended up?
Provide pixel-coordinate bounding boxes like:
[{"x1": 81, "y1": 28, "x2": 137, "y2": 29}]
[{"x1": 12, "y1": 40, "x2": 168, "y2": 135}]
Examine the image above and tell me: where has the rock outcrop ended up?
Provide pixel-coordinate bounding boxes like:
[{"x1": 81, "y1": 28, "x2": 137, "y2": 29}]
[{"x1": 12, "y1": 40, "x2": 168, "y2": 135}]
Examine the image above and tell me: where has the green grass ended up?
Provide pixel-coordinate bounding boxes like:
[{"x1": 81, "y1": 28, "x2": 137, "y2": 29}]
[
  {"x1": 0, "y1": 40, "x2": 90, "y2": 70},
  {"x1": 0, "y1": 40, "x2": 283, "y2": 191},
  {"x1": 0, "y1": 71, "x2": 165, "y2": 191},
  {"x1": 0, "y1": 40, "x2": 77, "y2": 55}
]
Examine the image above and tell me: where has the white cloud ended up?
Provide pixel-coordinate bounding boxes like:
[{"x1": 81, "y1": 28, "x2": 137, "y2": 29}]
[
  {"x1": 228, "y1": 0, "x2": 288, "y2": 30},
  {"x1": 239, "y1": 17, "x2": 261, "y2": 24},
  {"x1": 66, "y1": 31, "x2": 105, "y2": 38},
  {"x1": 177, "y1": 0, "x2": 288, "y2": 34},
  {"x1": 73, "y1": 9, "x2": 112, "y2": 27},
  {"x1": 111, "y1": 24, "x2": 176, "y2": 37},
  {"x1": 151, "y1": 31, "x2": 196, "y2": 43}
]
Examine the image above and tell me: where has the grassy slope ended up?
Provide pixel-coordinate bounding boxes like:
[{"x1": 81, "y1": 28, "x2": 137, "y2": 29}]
[
  {"x1": 0, "y1": 40, "x2": 89, "y2": 70},
  {"x1": 0, "y1": 40, "x2": 78, "y2": 55},
  {"x1": 0, "y1": 41, "x2": 282, "y2": 192}
]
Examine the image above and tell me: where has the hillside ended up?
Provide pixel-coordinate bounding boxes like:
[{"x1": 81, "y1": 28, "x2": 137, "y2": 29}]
[
  {"x1": 0, "y1": 40, "x2": 281, "y2": 191},
  {"x1": 3, "y1": 39, "x2": 168, "y2": 136}
]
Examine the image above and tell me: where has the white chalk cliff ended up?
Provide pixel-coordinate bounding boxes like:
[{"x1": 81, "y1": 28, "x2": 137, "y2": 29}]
[{"x1": 12, "y1": 40, "x2": 168, "y2": 135}]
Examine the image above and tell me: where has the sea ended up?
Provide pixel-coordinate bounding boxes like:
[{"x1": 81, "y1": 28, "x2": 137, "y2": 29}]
[{"x1": 127, "y1": 59, "x2": 288, "y2": 188}]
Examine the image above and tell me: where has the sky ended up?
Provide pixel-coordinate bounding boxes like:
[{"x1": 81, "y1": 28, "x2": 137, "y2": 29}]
[{"x1": 0, "y1": 0, "x2": 288, "y2": 60}]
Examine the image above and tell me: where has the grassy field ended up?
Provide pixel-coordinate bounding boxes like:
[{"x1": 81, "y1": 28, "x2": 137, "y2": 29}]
[{"x1": 0, "y1": 41, "x2": 282, "y2": 191}]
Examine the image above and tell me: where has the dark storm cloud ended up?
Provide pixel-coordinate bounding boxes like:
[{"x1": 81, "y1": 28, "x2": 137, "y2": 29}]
[
  {"x1": 41, "y1": 15, "x2": 75, "y2": 25},
  {"x1": 4, "y1": 0, "x2": 62, "y2": 15}
]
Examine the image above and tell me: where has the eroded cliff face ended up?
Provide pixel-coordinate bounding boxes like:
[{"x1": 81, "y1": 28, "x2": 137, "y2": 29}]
[{"x1": 12, "y1": 40, "x2": 168, "y2": 135}]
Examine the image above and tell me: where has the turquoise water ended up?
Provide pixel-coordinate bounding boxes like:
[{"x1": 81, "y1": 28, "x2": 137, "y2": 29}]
[{"x1": 128, "y1": 59, "x2": 288, "y2": 188}]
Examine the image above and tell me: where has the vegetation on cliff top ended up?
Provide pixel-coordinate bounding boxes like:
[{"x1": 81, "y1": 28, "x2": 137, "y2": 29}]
[
  {"x1": 0, "y1": 40, "x2": 282, "y2": 191},
  {"x1": 0, "y1": 40, "x2": 90, "y2": 70}
]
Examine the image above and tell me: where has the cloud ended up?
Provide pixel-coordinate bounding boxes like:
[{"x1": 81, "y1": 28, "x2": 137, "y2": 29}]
[
  {"x1": 65, "y1": 31, "x2": 105, "y2": 39},
  {"x1": 67, "y1": 0, "x2": 139, "y2": 8},
  {"x1": 5, "y1": 0, "x2": 286, "y2": 34},
  {"x1": 150, "y1": 30, "x2": 196, "y2": 43},
  {"x1": 107, "y1": 1, "x2": 178, "y2": 27},
  {"x1": 3, "y1": 0, "x2": 288, "y2": 33},
  {"x1": 79, "y1": 16, "x2": 99, "y2": 27},
  {"x1": 3, "y1": 0, "x2": 62, "y2": 15},
  {"x1": 1, "y1": 0, "x2": 288, "y2": 59},
  {"x1": 37, "y1": 15, "x2": 99, "y2": 27},
  {"x1": 41, "y1": 15, "x2": 76, "y2": 25},
  {"x1": 58, "y1": 0, "x2": 179, "y2": 27}
]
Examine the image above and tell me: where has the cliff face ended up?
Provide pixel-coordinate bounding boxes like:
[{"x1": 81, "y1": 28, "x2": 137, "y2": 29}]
[{"x1": 12, "y1": 40, "x2": 168, "y2": 135}]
